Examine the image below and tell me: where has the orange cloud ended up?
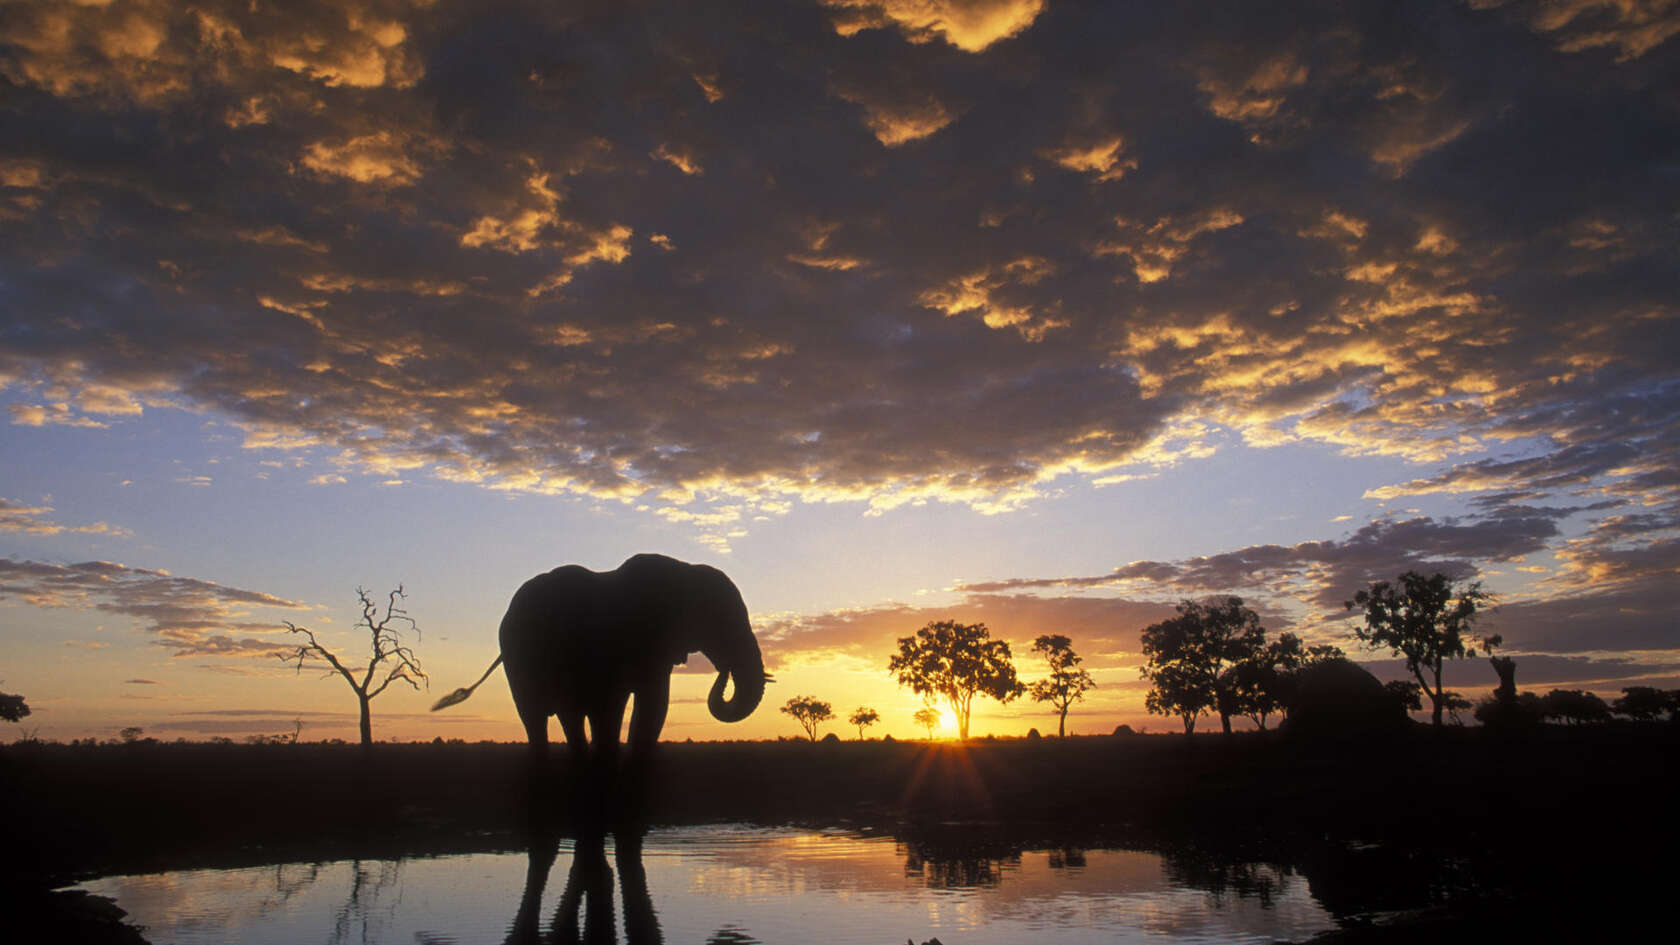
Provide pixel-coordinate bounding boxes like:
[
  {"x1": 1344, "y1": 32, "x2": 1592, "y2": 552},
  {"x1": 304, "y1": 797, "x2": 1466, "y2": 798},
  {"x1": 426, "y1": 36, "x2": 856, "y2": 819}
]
[{"x1": 823, "y1": 0, "x2": 1046, "y2": 52}]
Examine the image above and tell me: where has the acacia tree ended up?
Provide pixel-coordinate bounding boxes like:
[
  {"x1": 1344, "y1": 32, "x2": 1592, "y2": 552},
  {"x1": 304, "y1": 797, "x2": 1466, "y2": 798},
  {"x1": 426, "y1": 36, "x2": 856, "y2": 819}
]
[
  {"x1": 1029, "y1": 635, "x2": 1096, "y2": 737},
  {"x1": 1540, "y1": 689, "x2": 1611, "y2": 725},
  {"x1": 913, "y1": 706, "x2": 941, "y2": 739},
  {"x1": 781, "y1": 695, "x2": 834, "y2": 741},
  {"x1": 888, "y1": 620, "x2": 1023, "y2": 740},
  {"x1": 1613, "y1": 686, "x2": 1680, "y2": 721},
  {"x1": 1346, "y1": 572, "x2": 1496, "y2": 728},
  {"x1": 279, "y1": 586, "x2": 427, "y2": 749},
  {"x1": 1140, "y1": 597, "x2": 1267, "y2": 734},
  {"x1": 0, "y1": 685, "x2": 28, "y2": 723},
  {"x1": 848, "y1": 706, "x2": 880, "y2": 740}
]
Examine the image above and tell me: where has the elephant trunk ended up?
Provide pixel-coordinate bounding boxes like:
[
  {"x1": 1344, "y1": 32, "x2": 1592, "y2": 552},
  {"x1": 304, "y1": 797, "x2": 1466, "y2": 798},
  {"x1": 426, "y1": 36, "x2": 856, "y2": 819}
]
[{"x1": 705, "y1": 635, "x2": 765, "y2": 724}]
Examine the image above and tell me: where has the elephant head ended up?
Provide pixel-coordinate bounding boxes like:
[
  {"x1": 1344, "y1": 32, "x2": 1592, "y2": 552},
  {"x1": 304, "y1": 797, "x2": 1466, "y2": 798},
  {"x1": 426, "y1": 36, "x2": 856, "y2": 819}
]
[{"x1": 682, "y1": 563, "x2": 767, "y2": 724}]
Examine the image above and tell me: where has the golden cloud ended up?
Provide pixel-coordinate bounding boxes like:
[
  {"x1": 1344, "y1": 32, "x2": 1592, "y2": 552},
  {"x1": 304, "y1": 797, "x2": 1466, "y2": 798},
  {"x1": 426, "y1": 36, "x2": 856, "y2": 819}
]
[
  {"x1": 822, "y1": 0, "x2": 1046, "y2": 52},
  {"x1": 1199, "y1": 53, "x2": 1308, "y2": 136},
  {"x1": 846, "y1": 91, "x2": 956, "y2": 146},
  {"x1": 652, "y1": 142, "x2": 704, "y2": 175},
  {"x1": 299, "y1": 131, "x2": 423, "y2": 185},
  {"x1": 267, "y1": 10, "x2": 420, "y2": 88},
  {"x1": 1044, "y1": 136, "x2": 1135, "y2": 181},
  {"x1": 1477, "y1": 0, "x2": 1680, "y2": 61},
  {"x1": 1095, "y1": 208, "x2": 1245, "y2": 284},
  {"x1": 0, "y1": 0, "x2": 424, "y2": 106},
  {"x1": 919, "y1": 257, "x2": 1065, "y2": 340}
]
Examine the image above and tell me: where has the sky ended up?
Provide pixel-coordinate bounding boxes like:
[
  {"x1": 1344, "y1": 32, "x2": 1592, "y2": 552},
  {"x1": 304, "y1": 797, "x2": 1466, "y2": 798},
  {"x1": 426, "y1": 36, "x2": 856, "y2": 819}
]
[{"x1": 1, "y1": 0, "x2": 1676, "y2": 744}]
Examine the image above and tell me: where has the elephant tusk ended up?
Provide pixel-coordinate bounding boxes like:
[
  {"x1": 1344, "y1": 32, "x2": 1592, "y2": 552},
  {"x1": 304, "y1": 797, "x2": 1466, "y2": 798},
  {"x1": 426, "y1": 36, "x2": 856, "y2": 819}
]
[{"x1": 763, "y1": 672, "x2": 776, "y2": 684}]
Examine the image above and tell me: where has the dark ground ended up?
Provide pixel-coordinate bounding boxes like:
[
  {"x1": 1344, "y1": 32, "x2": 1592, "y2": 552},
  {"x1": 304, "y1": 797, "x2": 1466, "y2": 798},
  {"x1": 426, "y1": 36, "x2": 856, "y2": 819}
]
[{"x1": 3, "y1": 723, "x2": 1675, "y2": 943}]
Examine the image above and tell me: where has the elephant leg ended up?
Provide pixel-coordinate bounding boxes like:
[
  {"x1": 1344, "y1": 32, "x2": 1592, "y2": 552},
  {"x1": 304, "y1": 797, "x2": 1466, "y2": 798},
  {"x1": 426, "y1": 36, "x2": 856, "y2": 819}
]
[
  {"x1": 589, "y1": 696, "x2": 629, "y2": 769},
  {"x1": 617, "y1": 681, "x2": 668, "y2": 822},
  {"x1": 626, "y1": 676, "x2": 670, "y2": 756},
  {"x1": 516, "y1": 698, "x2": 552, "y2": 784},
  {"x1": 518, "y1": 703, "x2": 549, "y2": 752},
  {"x1": 557, "y1": 707, "x2": 589, "y2": 766}
]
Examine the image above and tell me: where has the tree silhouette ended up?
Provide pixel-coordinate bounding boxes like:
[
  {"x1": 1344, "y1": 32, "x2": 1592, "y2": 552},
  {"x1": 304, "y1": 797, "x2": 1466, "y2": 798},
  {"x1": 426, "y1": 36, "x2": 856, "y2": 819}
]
[
  {"x1": 1028, "y1": 634, "x2": 1096, "y2": 737},
  {"x1": 1346, "y1": 572, "x2": 1496, "y2": 728},
  {"x1": 1384, "y1": 679, "x2": 1424, "y2": 712},
  {"x1": 278, "y1": 586, "x2": 427, "y2": 749},
  {"x1": 1140, "y1": 597, "x2": 1267, "y2": 734},
  {"x1": 913, "y1": 706, "x2": 941, "y2": 739},
  {"x1": 1540, "y1": 689, "x2": 1611, "y2": 725},
  {"x1": 780, "y1": 695, "x2": 834, "y2": 741},
  {"x1": 888, "y1": 620, "x2": 1023, "y2": 740},
  {"x1": 1222, "y1": 632, "x2": 1344, "y2": 729},
  {"x1": 1612, "y1": 686, "x2": 1679, "y2": 721},
  {"x1": 1143, "y1": 662, "x2": 1208, "y2": 734},
  {"x1": 848, "y1": 706, "x2": 880, "y2": 740},
  {"x1": 1474, "y1": 689, "x2": 1543, "y2": 727},
  {"x1": 1441, "y1": 690, "x2": 1472, "y2": 725},
  {"x1": 0, "y1": 687, "x2": 28, "y2": 723}
]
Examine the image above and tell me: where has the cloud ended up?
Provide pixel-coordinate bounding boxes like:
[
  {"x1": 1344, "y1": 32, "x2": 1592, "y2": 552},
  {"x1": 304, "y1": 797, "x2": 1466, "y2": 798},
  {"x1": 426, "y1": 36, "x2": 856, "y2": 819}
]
[
  {"x1": 299, "y1": 131, "x2": 424, "y2": 185},
  {"x1": 0, "y1": 0, "x2": 1672, "y2": 568},
  {"x1": 959, "y1": 511, "x2": 1571, "y2": 609},
  {"x1": 1472, "y1": 0, "x2": 1680, "y2": 61},
  {"x1": 0, "y1": 558, "x2": 308, "y2": 656},
  {"x1": 1364, "y1": 442, "x2": 1645, "y2": 499},
  {"x1": 0, "y1": 0, "x2": 425, "y2": 105},
  {"x1": 822, "y1": 0, "x2": 1047, "y2": 52},
  {"x1": 0, "y1": 498, "x2": 131, "y2": 537}
]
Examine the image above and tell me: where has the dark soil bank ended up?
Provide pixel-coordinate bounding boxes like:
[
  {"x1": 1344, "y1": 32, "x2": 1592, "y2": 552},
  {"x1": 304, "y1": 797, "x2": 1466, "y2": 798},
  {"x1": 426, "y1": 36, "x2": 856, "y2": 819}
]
[{"x1": 4, "y1": 725, "x2": 1675, "y2": 943}]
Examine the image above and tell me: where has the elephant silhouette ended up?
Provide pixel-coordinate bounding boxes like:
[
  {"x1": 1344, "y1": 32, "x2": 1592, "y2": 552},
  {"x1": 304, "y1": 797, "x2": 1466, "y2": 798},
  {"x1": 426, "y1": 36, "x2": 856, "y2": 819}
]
[{"x1": 434, "y1": 554, "x2": 769, "y2": 768}]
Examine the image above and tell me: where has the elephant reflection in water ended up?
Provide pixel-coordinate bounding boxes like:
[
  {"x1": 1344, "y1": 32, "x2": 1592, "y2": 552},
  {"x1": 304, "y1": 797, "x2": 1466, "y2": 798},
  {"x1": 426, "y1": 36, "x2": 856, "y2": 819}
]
[{"x1": 508, "y1": 824, "x2": 662, "y2": 945}]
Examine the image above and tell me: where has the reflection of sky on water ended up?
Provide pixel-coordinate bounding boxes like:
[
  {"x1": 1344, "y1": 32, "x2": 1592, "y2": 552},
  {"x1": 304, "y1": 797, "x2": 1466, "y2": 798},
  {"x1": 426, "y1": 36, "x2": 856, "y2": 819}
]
[{"x1": 75, "y1": 825, "x2": 1336, "y2": 944}]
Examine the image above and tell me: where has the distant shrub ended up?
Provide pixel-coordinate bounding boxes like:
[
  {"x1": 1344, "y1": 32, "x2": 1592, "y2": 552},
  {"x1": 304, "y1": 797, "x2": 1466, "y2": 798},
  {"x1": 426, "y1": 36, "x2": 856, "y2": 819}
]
[
  {"x1": 1112, "y1": 724, "x2": 1136, "y2": 736},
  {"x1": 1026, "y1": 728, "x2": 1041, "y2": 739}
]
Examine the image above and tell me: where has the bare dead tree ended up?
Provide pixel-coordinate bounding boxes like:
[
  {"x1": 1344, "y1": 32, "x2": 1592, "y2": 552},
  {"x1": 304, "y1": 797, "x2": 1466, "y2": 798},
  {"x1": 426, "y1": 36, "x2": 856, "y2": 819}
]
[{"x1": 279, "y1": 586, "x2": 427, "y2": 749}]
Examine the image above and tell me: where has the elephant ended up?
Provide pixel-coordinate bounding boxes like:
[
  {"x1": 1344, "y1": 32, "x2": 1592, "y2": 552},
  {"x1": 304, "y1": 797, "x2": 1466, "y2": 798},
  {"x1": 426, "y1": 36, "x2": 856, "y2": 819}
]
[{"x1": 433, "y1": 554, "x2": 768, "y2": 767}]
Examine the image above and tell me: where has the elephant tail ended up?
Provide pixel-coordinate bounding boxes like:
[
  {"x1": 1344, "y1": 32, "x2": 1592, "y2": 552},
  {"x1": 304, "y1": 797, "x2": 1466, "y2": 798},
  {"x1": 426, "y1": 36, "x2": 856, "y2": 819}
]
[{"x1": 430, "y1": 655, "x2": 504, "y2": 711}]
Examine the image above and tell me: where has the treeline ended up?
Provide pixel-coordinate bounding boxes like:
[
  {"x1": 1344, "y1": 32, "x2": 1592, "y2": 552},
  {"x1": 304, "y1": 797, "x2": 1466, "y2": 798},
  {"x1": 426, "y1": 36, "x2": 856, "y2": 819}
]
[
  {"x1": 8, "y1": 570, "x2": 1672, "y2": 748},
  {"x1": 769, "y1": 569, "x2": 1675, "y2": 742}
]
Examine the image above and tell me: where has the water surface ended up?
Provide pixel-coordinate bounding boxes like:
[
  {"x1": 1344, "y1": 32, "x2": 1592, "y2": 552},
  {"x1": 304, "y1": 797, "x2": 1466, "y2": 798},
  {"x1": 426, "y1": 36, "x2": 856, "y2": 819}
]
[{"x1": 77, "y1": 825, "x2": 1337, "y2": 944}]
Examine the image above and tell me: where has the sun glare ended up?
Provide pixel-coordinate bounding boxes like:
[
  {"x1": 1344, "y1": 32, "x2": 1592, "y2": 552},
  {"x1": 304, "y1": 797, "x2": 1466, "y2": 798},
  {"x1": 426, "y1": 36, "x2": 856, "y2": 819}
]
[{"x1": 938, "y1": 707, "x2": 958, "y2": 734}]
